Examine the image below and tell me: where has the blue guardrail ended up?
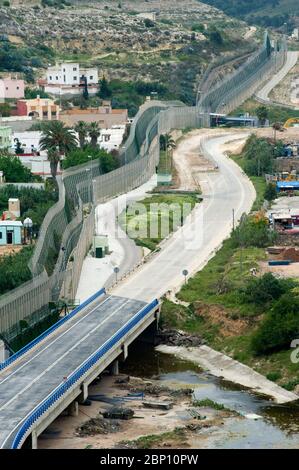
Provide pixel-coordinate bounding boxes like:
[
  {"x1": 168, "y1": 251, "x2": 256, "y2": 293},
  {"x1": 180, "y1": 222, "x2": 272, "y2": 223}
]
[
  {"x1": 0, "y1": 288, "x2": 106, "y2": 372},
  {"x1": 10, "y1": 298, "x2": 159, "y2": 449}
]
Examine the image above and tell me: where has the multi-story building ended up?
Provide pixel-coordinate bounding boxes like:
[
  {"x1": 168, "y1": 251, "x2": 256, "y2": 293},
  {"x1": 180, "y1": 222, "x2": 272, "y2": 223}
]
[
  {"x1": 0, "y1": 126, "x2": 12, "y2": 149},
  {"x1": 44, "y1": 63, "x2": 99, "y2": 96},
  {"x1": 16, "y1": 96, "x2": 60, "y2": 121},
  {"x1": 0, "y1": 77, "x2": 25, "y2": 102}
]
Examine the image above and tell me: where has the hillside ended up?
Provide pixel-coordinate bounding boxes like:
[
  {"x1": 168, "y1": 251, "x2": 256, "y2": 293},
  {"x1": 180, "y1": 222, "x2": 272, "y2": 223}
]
[
  {"x1": 199, "y1": 0, "x2": 299, "y2": 29},
  {"x1": 0, "y1": 0, "x2": 259, "y2": 111}
]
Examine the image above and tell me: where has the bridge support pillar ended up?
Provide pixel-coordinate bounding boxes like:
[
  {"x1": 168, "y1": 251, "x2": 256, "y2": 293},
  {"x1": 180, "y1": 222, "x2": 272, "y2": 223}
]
[
  {"x1": 67, "y1": 400, "x2": 79, "y2": 417},
  {"x1": 110, "y1": 359, "x2": 119, "y2": 376},
  {"x1": 31, "y1": 431, "x2": 38, "y2": 449},
  {"x1": 122, "y1": 343, "x2": 128, "y2": 361},
  {"x1": 78, "y1": 382, "x2": 89, "y2": 403}
]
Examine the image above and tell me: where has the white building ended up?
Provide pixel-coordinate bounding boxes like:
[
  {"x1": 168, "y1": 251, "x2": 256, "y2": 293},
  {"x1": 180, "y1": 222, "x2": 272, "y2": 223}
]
[
  {"x1": 11, "y1": 131, "x2": 59, "y2": 178},
  {"x1": 45, "y1": 63, "x2": 99, "y2": 96},
  {"x1": 99, "y1": 125, "x2": 126, "y2": 153}
]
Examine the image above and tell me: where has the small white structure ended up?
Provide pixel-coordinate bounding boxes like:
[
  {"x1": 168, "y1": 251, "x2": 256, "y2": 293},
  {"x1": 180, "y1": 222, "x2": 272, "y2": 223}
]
[
  {"x1": 99, "y1": 125, "x2": 126, "y2": 152},
  {"x1": 45, "y1": 63, "x2": 99, "y2": 96}
]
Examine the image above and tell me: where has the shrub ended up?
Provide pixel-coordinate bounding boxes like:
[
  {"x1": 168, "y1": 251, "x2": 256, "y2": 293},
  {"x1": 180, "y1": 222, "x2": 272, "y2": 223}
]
[
  {"x1": 251, "y1": 293, "x2": 299, "y2": 355},
  {"x1": 241, "y1": 273, "x2": 295, "y2": 306},
  {"x1": 231, "y1": 215, "x2": 275, "y2": 248}
]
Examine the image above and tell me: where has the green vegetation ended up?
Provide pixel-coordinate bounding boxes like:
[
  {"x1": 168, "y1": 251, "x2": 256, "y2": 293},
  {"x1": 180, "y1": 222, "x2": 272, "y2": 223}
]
[
  {"x1": 62, "y1": 146, "x2": 119, "y2": 173},
  {"x1": 192, "y1": 399, "x2": 227, "y2": 410},
  {"x1": 120, "y1": 427, "x2": 187, "y2": 449},
  {"x1": 252, "y1": 292, "x2": 299, "y2": 354},
  {"x1": 0, "y1": 39, "x2": 54, "y2": 81},
  {"x1": 119, "y1": 193, "x2": 199, "y2": 251},
  {"x1": 232, "y1": 98, "x2": 299, "y2": 125},
  {"x1": 0, "y1": 247, "x2": 33, "y2": 296},
  {"x1": 0, "y1": 155, "x2": 35, "y2": 183},
  {"x1": 160, "y1": 132, "x2": 299, "y2": 387},
  {"x1": 199, "y1": 0, "x2": 297, "y2": 29},
  {"x1": 0, "y1": 184, "x2": 58, "y2": 232},
  {"x1": 107, "y1": 79, "x2": 172, "y2": 117}
]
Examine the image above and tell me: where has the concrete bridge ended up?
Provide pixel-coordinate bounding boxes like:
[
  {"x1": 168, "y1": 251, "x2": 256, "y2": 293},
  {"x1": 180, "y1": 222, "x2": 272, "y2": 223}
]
[{"x1": 0, "y1": 289, "x2": 159, "y2": 449}]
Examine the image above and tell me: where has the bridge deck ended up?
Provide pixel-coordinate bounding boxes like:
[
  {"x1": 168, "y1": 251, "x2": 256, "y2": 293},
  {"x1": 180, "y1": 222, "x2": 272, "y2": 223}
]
[{"x1": 0, "y1": 295, "x2": 146, "y2": 448}]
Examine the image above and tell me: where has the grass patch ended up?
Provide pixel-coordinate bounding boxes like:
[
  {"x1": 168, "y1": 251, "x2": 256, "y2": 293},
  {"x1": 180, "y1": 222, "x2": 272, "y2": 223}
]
[
  {"x1": 192, "y1": 399, "x2": 227, "y2": 411},
  {"x1": 157, "y1": 150, "x2": 172, "y2": 174},
  {"x1": 120, "y1": 427, "x2": 187, "y2": 449},
  {"x1": 119, "y1": 193, "x2": 199, "y2": 251}
]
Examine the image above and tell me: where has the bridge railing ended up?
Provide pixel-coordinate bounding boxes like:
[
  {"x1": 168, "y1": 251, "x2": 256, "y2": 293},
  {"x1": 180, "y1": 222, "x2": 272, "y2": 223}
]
[
  {"x1": 9, "y1": 298, "x2": 159, "y2": 449},
  {"x1": 0, "y1": 288, "x2": 106, "y2": 373}
]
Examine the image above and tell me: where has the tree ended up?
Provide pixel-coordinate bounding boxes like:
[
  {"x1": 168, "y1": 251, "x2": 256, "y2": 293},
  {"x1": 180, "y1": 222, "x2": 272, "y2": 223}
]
[
  {"x1": 256, "y1": 106, "x2": 269, "y2": 126},
  {"x1": 39, "y1": 121, "x2": 78, "y2": 155},
  {"x1": 251, "y1": 292, "x2": 299, "y2": 355},
  {"x1": 74, "y1": 121, "x2": 89, "y2": 149},
  {"x1": 264, "y1": 183, "x2": 277, "y2": 201},
  {"x1": 0, "y1": 155, "x2": 33, "y2": 182},
  {"x1": 241, "y1": 273, "x2": 294, "y2": 306},
  {"x1": 47, "y1": 147, "x2": 61, "y2": 180},
  {"x1": 88, "y1": 122, "x2": 101, "y2": 149},
  {"x1": 98, "y1": 76, "x2": 112, "y2": 99},
  {"x1": 160, "y1": 134, "x2": 176, "y2": 151}
]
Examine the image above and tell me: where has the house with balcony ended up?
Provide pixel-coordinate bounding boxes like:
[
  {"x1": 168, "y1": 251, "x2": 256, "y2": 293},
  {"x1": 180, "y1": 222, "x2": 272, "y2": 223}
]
[
  {"x1": 16, "y1": 96, "x2": 60, "y2": 121},
  {"x1": 44, "y1": 63, "x2": 99, "y2": 96}
]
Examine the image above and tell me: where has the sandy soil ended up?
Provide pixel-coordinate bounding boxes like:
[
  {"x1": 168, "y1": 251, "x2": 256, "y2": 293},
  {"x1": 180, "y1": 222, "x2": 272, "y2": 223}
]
[
  {"x1": 38, "y1": 374, "x2": 231, "y2": 450},
  {"x1": 0, "y1": 245, "x2": 23, "y2": 257},
  {"x1": 172, "y1": 129, "x2": 240, "y2": 192}
]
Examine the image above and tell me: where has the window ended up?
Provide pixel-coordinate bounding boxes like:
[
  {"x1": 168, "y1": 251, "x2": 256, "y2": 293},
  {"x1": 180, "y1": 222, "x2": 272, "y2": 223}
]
[
  {"x1": 16, "y1": 86, "x2": 19, "y2": 90},
  {"x1": 90, "y1": 76, "x2": 93, "y2": 80},
  {"x1": 73, "y1": 76, "x2": 77, "y2": 81},
  {"x1": 0, "y1": 233, "x2": 2, "y2": 240},
  {"x1": 5, "y1": 87, "x2": 8, "y2": 90},
  {"x1": 63, "y1": 68, "x2": 65, "y2": 72},
  {"x1": 49, "y1": 76, "x2": 52, "y2": 80},
  {"x1": 73, "y1": 67, "x2": 77, "y2": 71}
]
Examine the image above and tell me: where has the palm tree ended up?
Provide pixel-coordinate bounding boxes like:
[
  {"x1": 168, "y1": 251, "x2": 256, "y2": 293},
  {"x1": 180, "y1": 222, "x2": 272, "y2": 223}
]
[
  {"x1": 74, "y1": 121, "x2": 89, "y2": 149},
  {"x1": 160, "y1": 133, "x2": 176, "y2": 151},
  {"x1": 39, "y1": 121, "x2": 78, "y2": 155},
  {"x1": 47, "y1": 147, "x2": 61, "y2": 180},
  {"x1": 89, "y1": 122, "x2": 101, "y2": 149}
]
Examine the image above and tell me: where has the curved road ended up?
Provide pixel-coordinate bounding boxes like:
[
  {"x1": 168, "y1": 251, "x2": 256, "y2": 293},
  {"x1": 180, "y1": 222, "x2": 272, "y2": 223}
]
[
  {"x1": 113, "y1": 132, "x2": 255, "y2": 302},
  {"x1": 256, "y1": 51, "x2": 298, "y2": 104}
]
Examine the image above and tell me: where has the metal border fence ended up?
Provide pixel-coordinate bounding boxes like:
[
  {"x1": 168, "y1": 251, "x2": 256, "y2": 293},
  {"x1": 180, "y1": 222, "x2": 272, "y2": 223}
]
[
  {"x1": 198, "y1": 32, "x2": 287, "y2": 115},
  {"x1": 0, "y1": 31, "x2": 286, "y2": 344}
]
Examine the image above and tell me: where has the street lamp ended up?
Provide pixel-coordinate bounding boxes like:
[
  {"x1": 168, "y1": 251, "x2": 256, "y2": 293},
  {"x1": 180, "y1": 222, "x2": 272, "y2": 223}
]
[{"x1": 23, "y1": 217, "x2": 33, "y2": 244}]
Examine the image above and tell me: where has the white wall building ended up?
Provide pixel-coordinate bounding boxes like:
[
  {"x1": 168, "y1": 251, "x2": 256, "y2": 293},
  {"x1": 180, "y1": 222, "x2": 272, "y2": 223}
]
[
  {"x1": 99, "y1": 125, "x2": 126, "y2": 153},
  {"x1": 11, "y1": 131, "x2": 59, "y2": 178},
  {"x1": 45, "y1": 63, "x2": 99, "y2": 96}
]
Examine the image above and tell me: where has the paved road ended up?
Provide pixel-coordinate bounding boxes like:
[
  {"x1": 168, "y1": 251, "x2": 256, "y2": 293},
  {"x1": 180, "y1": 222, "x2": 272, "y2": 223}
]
[
  {"x1": 113, "y1": 133, "x2": 255, "y2": 302},
  {"x1": 256, "y1": 51, "x2": 298, "y2": 104},
  {"x1": 0, "y1": 294, "x2": 146, "y2": 449}
]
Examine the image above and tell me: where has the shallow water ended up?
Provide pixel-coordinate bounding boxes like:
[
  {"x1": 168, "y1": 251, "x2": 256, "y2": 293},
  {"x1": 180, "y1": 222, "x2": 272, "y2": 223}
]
[{"x1": 121, "y1": 342, "x2": 299, "y2": 449}]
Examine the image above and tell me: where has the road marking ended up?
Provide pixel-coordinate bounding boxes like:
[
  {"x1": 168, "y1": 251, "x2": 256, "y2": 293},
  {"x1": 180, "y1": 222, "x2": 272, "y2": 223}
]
[
  {"x1": 0, "y1": 295, "x2": 113, "y2": 388},
  {"x1": 1, "y1": 298, "x2": 153, "y2": 449},
  {"x1": 0, "y1": 298, "x2": 132, "y2": 414}
]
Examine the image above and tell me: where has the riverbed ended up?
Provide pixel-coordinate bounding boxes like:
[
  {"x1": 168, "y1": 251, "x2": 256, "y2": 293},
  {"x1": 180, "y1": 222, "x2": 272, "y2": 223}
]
[{"x1": 122, "y1": 342, "x2": 299, "y2": 449}]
